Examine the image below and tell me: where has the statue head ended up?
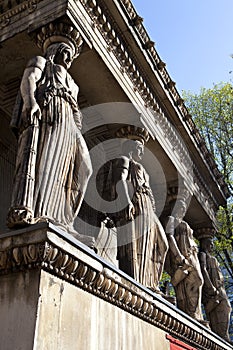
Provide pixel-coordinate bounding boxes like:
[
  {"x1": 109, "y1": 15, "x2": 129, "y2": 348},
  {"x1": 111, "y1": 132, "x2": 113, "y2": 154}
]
[
  {"x1": 200, "y1": 237, "x2": 214, "y2": 253},
  {"x1": 172, "y1": 198, "x2": 187, "y2": 221},
  {"x1": 116, "y1": 125, "x2": 149, "y2": 161},
  {"x1": 122, "y1": 139, "x2": 144, "y2": 161},
  {"x1": 45, "y1": 43, "x2": 74, "y2": 69},
  {"x1": 168, "y1": 186, "x2": 190, "y2": 221},
  {"x1": 36, "y1": 21, "x2": 83, "y2": 58}
]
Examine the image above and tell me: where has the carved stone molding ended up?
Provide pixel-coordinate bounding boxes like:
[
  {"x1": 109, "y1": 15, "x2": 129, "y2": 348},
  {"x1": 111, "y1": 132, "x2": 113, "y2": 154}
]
[
  {"x1": 0, "y1": 223, "x2": 231, "y2": 350},
  {"x1": 0, "y1": 79, "x2": 20, "y2": 116},
  {"x1": 78, "y1": 0, "x2": 227, "y2": 214},
  {"x1": 81, "y1": 0, "x2": 162, "y2": 109},
  {"x1": 35, "y1": 20, "x2": 83, "y2": 55},
  {"x1": 0, "y1": 0, "x2": 39, "y2": 29},
  {"x1": 0, "y1": 0, "x2": 228, "y2": 222},
  {"x1": 130, "y1": 14, "x2": 143, "y2": 27},
  {"x1": 195, "y1": 227, "x2": 216, "y2": 240}
]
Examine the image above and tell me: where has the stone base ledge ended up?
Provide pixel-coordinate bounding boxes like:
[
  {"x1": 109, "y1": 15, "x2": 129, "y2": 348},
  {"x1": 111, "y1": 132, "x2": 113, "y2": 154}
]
[{"x1": 0, "y1": 223, "x2": 232, "y2": 350}]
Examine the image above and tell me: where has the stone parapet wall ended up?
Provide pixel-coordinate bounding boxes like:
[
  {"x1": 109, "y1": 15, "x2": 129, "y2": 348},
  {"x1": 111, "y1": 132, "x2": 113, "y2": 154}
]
[{"x1": 0, "y1": 223, "x2": 231, "y2": 350}]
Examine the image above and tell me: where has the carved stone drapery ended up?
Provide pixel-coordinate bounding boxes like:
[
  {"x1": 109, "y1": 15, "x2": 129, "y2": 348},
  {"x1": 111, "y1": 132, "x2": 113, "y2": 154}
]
[
  {"x1": 0, "y1": 223, "x2": 231, "y2": 350},
  {"x1": 6, "y1": 20, "x2": 94, "y2": 249},
  {"x1": 198, "y1": 231, "x2": 231, "y2": 342},
  {"x1": 165, "y1": 187, "x2": 204, "y2": 322},
  {"x1": 105, "y1": 126, "x2": 168, "y2": 292}
]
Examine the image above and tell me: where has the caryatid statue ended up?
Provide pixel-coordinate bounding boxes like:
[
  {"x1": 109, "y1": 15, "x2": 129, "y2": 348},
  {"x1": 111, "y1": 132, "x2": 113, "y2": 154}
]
[
  {"x1": 107, "y1": 126, "x2": 168, "y2": 292},
  {"x1": 7, "y1": 22, "x2": 94, "y2": 247},
  {"x1": 199, "y1": 234, "x2": 231, "y2": 342},
  {"x1": 165, "y1": 188, "x2": 204, "y2": 322}
]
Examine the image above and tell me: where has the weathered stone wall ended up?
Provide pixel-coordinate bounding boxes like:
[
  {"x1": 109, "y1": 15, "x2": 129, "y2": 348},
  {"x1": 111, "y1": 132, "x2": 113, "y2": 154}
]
[
  {"x1": 34, "y1": 271, "x2": 170, "y2": 350},
  {"x1": 0, "y1": 270, "x2": 40, "y2": 350}
]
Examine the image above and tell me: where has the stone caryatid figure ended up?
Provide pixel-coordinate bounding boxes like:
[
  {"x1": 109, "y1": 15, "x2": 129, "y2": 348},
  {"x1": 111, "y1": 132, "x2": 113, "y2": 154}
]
[
  {"x1": 199, "y1": 236, "x2": 231, "y2": 342},
  {"x1": 109, "y1": 126, "x2": 168, "y2": 292},
  {"x1": 165, "y1": 190, "x2": 204, "y2": 321},
  {"x1": 7, "y1": 22, "x2": 93, "y2": 246}
]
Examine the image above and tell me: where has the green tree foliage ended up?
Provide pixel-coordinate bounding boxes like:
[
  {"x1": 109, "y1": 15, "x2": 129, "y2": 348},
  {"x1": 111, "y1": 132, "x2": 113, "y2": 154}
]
[{"x1": 182, "y1": 83, "x2": 233, "y2": 280}]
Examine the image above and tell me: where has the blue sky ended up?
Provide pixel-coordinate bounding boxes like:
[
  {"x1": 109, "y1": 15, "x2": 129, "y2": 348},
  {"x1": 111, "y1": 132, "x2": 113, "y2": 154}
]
[{"x1": 132, "y1": 0, "x2": 233, "y2": 94}]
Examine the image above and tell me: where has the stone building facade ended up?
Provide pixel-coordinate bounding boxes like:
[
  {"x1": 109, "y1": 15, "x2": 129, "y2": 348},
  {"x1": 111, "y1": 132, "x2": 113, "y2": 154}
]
[{"x1": 0, "y1": 0, "x2": 231, "y2": 349}]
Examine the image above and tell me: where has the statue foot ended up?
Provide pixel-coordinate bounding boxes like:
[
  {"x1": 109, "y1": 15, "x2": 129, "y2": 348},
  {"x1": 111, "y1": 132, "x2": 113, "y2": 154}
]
[
  {"x1": 7, "y1": 206, "x2": 34, "y2": 228},
  {"x1": 161, "y1": 294, "x2": 176, "y2": 305},
  {"x1": 198, "y1": 319, "x2": 210, "y2": 328},
  {"x1": 68, "y1": 226, "x2": 97, "y2": 252},
  {"x1": 147, "y1": 286, "x2": 163, "y2": 294}
]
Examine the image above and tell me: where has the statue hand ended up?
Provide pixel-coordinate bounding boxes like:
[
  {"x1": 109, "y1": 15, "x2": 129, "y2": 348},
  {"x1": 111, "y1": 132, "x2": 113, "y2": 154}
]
[
  {"x1": 128, "y1": 202, "x2": 135, "y2": 221},
  {"x1": 181, "y1": 259, "x2": 194, "y2": 273},
  {"x1": 176, "y1": 254, "x2": 186, "y2": 265},
  {"x1": 177, "y1": 257, "x2": 193, "y2": 271},
  {"x1": 211, "y1": 287, "x2": 219, "y2": 296},
  {"x1": 22, "y1": 102, "x2": 41, "y2": 128},
  {"x1": 30, "y1": 102, "x2": 41, "y2": 121}
]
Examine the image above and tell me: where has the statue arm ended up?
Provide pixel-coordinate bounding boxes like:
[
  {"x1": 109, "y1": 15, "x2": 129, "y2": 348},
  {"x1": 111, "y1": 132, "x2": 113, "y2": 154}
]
[
  {"x1": 114, "y1": 157, "x2": 134, "y2": 220},
  {"x1": 166, "y1": 216, "x2": 186, "y2": 264},
  {"x1": 20, "y1": 56, "x2": 46, "y2": 125},
  {"x1": 143, "y1": 170, "x2": 156, "y2": 212},
  {"x1": 199, "y1": 252, "x2": 217, "y2": 295},
  {"x1": 65, "y1": 73, "x2": 83, "y2": 130}
]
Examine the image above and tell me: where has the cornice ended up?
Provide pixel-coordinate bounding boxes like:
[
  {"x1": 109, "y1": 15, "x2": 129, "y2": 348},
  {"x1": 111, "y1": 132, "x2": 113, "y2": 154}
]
[
  {"x1": 79, "y1": 0, "x2": 223, "y2": 218},
  {"x1": 97, "y1": 0, "x2": 228, "y2": 199},
  {"x1": 0, "y1": 223, "x2": 231, "y2": 350}
]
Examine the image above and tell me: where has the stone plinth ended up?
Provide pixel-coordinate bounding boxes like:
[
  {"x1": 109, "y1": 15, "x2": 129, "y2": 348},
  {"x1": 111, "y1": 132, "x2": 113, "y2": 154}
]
[{"x1": 0, "y1": 223, "x2": 232, "y2": 350}]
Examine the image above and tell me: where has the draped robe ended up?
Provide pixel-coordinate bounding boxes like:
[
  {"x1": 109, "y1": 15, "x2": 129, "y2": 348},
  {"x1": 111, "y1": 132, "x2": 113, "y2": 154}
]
[
  {"x1": 113, "y1": 158, "x2": 168, "y2": 290},
  {"x1": 8, "y1": 43, "x2": 92, "y2": 231}
]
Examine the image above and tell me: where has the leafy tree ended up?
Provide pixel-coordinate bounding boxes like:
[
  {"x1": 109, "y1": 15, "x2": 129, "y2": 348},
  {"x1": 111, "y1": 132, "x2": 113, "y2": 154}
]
[
  {"x1": 182, "y1": 83, "x2": 233, "y2": 281},
  {"x1": 183, "y1": 83, "x2": 233, "y2": 338}
]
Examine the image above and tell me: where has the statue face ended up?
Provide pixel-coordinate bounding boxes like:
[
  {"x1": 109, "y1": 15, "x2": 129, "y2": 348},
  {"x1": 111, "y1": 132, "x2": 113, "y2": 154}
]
[
  {"x1": 174, "y1": 200, "x2": 186, "y2": 220},
  {"x1": 204, "y1": 239, "x2": 214, "y2": 253},
  {"x1": 54, "y1": 45, "x2": 73, "y2": 69},
  {"x1": 132, "y1": 140, "x2": 144, "y2": 161}
]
